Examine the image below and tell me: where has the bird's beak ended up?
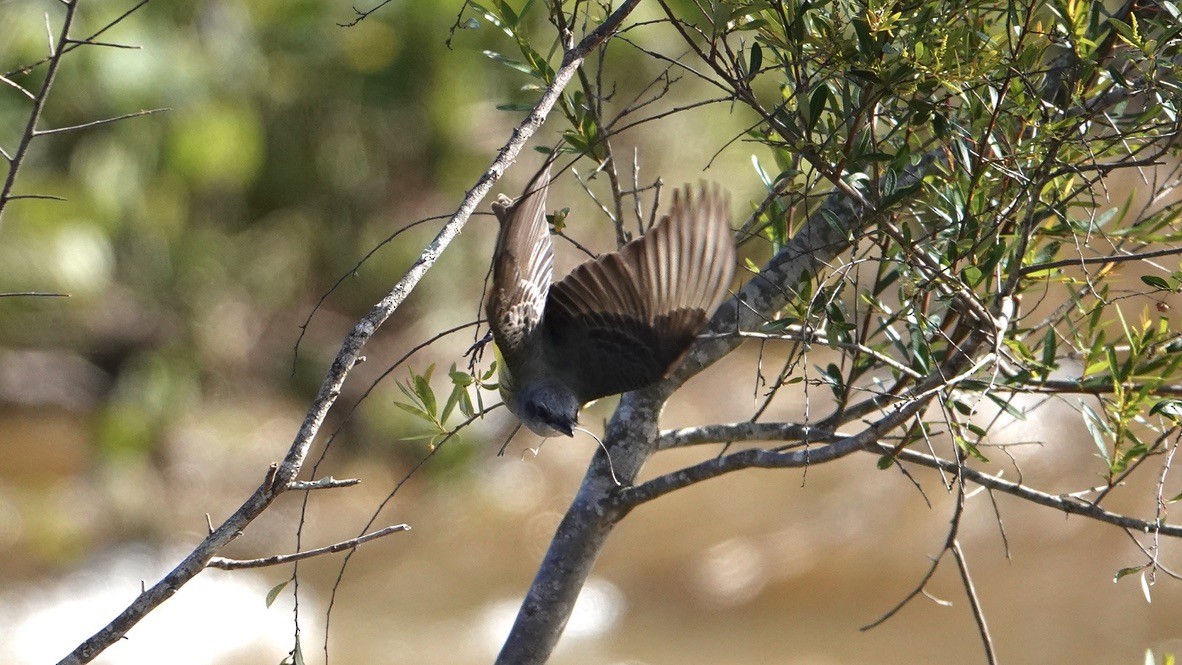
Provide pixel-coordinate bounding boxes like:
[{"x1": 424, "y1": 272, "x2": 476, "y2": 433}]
[{"x1": 558, "y1": 420, "x2": 576, "y2": 437}]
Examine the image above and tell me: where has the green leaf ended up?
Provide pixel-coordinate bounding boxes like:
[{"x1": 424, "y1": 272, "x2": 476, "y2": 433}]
[
  {"x1": 492, "y1": 0, "x2": 519, "y2": 27},
  {"x1": 950, "y1": 399, "x2": 973, "y2": 416},
  {"x1": 266, "y1": 581, "x2": 288, "y2": 608},
  {"x1": 548, "y1": 207, "x2": 569, "y2": 232},
  {"x1": 393, "y1": 401, "x2": 432, "y2": 422},
  {"x1": 1149, "y1": 399, "x2": 1182, "y2": 421},
  {"x1": 986, "y1": 392, "x2": 1026, "y2": 421},
  {"x1": 482, "y1": 50, "x2": 535, "y2": 75},
  {"x1": 450, "y1": 369, "x2": 473, "y2": 387},
  {"x1": 880, "y1": 181, "x2": 922, "y2": 207},
  {"x1": 1080, "y1": 401, "x2": 1111, "y2": 465},
  {"x1": 877, "y1": 454, "x2": 895, "y2": 469},
  {"x1": 807, "y1": 84, "x2": 829, "y2": 132},
  {"x1": 747, "y1": 43, "x2": 763, "y2": 81},
  {"x1": 954, "y1": 435, "x2": 989, "y2": 463},
  {"x1": 1115, "y1": 565, "x2": 1146, "y2": 582},
  {"x1": 1141, "y1": 274, "x2": 1170, "y2": 290},
  {"x1": 414, "y1": 366, "x2": 437, "y2": 416},
  {"x1": 442, "y1": 384, "x2": 463, "y2": 423},
  {"x1": 1041, "y1": 328, "x2": 1058, "y2": 371}
]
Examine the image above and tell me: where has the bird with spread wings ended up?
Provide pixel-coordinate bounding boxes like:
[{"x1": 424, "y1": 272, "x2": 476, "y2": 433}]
[{"x1": 486, "y1": 160, "x2": 736, "y2": 437}]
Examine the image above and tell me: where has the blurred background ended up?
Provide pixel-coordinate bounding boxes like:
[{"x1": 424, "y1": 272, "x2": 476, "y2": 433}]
[{"x1": 1, "y1": 1, "x2": 1181, "y2": 663}]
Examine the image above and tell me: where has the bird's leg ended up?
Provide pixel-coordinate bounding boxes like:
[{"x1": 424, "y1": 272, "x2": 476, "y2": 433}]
[
  {"x1": 466, "y1": 330, "x2": 493, "y2": 370},
  {"x1": 497, "y1": 422, "x2": 522, "y2": 456}
]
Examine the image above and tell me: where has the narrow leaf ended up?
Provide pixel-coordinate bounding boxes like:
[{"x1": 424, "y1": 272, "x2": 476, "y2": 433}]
[
  {"x1": 1142, "y1": 275, "x2": 1170, "y2": 290},
  {"x1": 747, "y1": 42, "x2": 763, "y2": 81},
  {"x1": 266, "y1": 581, "x2": 288, "y2": 608}
]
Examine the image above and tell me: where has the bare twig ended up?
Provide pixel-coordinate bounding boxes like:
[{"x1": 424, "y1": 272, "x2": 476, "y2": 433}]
[
  {"x1": 292, "y1": 213, "x2": 453, "y2": 370},
  {"x1": 1020, "y1": 244, "x2": 1182, "y2": 276},
  {"x1": 881, "y1": 444, "x2": 1182, "y2": 537},
  {"x1": 617, "y1": 360, "x2": 968, "y2": 507},
  {"x1": 288, "y1": 477, "x2": 361, "y2": 491},
  {"x1": 657, "y1": 420, "x2": 837, "y2": 449},
  {"x1": 861, "y1": 460, "x2": 968, "y2": 631},
  {"x1": 0, "y1": 291, "x2": 69, "y2": 298},
  {"x1": 34, "y1": 107, "x2": 168, "y2": 136},
  {"x1": 337, "y1": 0, "x2": 395, "y2": 28},
  {"x1": 208, "y1": 525, "x2": 409, "y2": 570},
  {"x1": 0, "y1": 0, "x2": 78, "y2": 227},
  {"x1": 951, "y1": 541, "x2": 998, "y2": 665}
]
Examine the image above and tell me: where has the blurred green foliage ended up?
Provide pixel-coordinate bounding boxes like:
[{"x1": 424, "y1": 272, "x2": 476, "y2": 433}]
[{"x1": 0, "y1": 0, "x2": 595, "y2": 466}]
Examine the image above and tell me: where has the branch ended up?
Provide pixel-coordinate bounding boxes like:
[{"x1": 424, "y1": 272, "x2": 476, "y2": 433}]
[
  {"x1": 288, "y1": 476, "x2": 361, "y2": 490},
  {"x1": 655, "y1": 417, "x2": 1182, "y2": 537},
  {"x1": 34, "y1": 107, "x2": 168, "y2": 136},
  {"x1": 863, "y1": 444, "x2": 971, "y2": 631},
  {"x1": 496, "y1": 150, "x2": 942, "y2": 665},
  {"x1": 1020, "y1": 244, "x2": 1182, "y2": 276},
  {"x1": 951, "y1": 541, "x2": 998, "y2": 665},
  {"x1": 0, "y1": 291, "x2": 69, "y2": 298},
  {"x1": 977, "y1": 377, "x2": 1182, "y2": 398},
  {"x1": 207, "y1": 524, "x2": 409, "y2": 570},
  {"x1": 657, "y1": 421, "x2": 837, "y2": 450},
  {"x1": 619, "y1": 355, "x2": 977, "y2": 507},
  {"x1": 57, "y1": 3, "x2": 632, "y2": 661},
  {"x1": 0, "y1": 0, "x2": 78, "y2": 227},
  {"x1": 881, "y1": 444, "x2": 1182, "y2": 537}
]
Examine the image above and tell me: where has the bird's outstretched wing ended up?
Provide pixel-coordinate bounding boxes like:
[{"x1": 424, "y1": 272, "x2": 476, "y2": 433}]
[
  {"x1": 543, "y1": 184, "x2": 735, "y2": 403},
  {"x1": 486, "y1": 161, "x2": 554, "y2": 363}
]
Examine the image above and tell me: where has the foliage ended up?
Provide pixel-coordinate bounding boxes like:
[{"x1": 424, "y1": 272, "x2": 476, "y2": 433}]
[
  {"x1": 422, "y1": 0, "x2": 1182, "y2": 495},
  {"x1": 432, "y1": 1, "x2": 1182, "y2": 663},
  {"x1": 5, "y1": 0, "x2": 1182, "y2": 663}
]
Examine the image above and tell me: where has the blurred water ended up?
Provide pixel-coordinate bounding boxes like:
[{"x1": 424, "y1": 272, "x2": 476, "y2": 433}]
[{"x1": 0, "y1": 545, "x2": 316, "y2": 665}]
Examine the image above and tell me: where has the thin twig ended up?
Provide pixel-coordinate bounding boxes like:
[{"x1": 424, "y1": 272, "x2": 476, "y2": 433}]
[
  {"x1": 1021, "y1": 244, "x2": 1182, "y2": 276},
  {"x1": 951, "y1": 541, "x2": 999, "y2": 665},
  {"x1": 337, "y1": 0, "x2": 395, "y2": 27},
  {"x1": 882, "y1": 444, "x2": 1182, "y2": 537},
  {"x1": 208, "y1": 525, "x2": 409, "y2": 570},
  {"x1": 0, "y1": 0, "x2": 78, "y2": 227},
  {"x1": 0, "y1": 291, "x2": 69, "y2": 298},
  {"x1": 288, "y1": 477, "x2": 361, "y2": 491},
  {"x1": 34, "y1": 107, "x2": 168, "y2": 136}
]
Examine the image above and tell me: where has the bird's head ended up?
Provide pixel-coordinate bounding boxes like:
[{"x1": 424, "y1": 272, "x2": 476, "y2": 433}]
[{"x1": 516, "y1": 379, "x2": 580, "y2": 437}]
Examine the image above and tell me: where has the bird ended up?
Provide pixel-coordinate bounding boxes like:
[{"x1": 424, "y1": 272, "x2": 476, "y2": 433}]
[{"x1": 486, "y1": 160, "x2": 736, "y2": 438}]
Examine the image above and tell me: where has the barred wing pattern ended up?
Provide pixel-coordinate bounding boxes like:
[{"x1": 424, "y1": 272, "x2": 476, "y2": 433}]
[
  {"x1": 543, "y1": 185, "x2": 735, "y2": 403},
  {"x1": 486, "y1": 163, "x2": 554, "y2": 365}
]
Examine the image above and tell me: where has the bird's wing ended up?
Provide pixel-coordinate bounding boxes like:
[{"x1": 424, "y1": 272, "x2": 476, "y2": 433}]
[
  {"x1": 543, "y1": 184, "x2": 735, "y2": 403},
  {"x1": 486, "y1": 161, "x2": 554, "y2": 363}
]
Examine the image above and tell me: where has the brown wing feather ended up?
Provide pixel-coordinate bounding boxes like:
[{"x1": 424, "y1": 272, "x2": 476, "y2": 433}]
[
  {"x1": 543, "y1": 184, "x2": 736, "y2": 402},
  {"x1": 486, "y1": 162, "x2": 554, "y2": 362}
]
